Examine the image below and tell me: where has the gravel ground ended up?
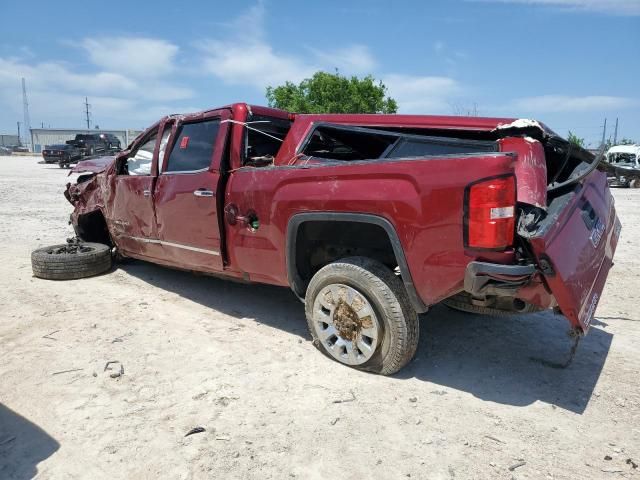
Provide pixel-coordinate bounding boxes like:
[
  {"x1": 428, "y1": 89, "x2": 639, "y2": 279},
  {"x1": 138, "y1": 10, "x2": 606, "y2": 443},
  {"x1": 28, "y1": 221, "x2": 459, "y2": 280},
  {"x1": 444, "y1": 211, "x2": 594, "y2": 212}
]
[{"x1": 0, "y1": 156, "x2": 638, "y2": 480}]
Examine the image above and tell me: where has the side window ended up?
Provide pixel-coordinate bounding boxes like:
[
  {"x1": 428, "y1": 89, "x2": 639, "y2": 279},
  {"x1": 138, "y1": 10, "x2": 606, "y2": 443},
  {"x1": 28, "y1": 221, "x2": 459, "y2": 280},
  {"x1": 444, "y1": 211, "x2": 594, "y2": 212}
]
[
  {"x1": 126, "y1": 132, "x2": 157, "y2": 175},
  {"x1": 165, "y1": 119, "x2": 220, "y2": 173}
]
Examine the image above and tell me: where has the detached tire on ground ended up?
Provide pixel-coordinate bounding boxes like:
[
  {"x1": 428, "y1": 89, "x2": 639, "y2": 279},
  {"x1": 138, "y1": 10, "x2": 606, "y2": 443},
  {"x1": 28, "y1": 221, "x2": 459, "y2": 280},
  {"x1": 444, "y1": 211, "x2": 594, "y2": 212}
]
[
  {"x1": 305, "y1": 257, "x2": 419, "y2": 375},
  {"x1": 31, "y1": 242, "x2": 112, "y2": 280}
]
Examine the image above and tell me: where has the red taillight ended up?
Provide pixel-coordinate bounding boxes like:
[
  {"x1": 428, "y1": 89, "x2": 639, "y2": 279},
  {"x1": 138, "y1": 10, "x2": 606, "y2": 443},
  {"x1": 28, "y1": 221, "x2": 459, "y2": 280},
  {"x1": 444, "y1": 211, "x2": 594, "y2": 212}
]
[{"x1": 466, "y1": 175, "x2": 516, "y2": 249}]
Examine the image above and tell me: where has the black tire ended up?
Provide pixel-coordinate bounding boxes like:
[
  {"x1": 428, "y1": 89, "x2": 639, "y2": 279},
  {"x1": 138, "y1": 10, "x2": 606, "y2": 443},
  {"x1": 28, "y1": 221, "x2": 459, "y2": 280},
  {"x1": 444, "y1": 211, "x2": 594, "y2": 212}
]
[
  {"x1": 305, "y1": 257, "x2": 419, "y2": 375},
  {"x1": 630, "y1": 179, "x2": 640, "y2": 189},
  {"x1": 443, "y1": 292, "x2": 540, "y2": 316},
  {"x1": 31, "y1": 242, "x2": 112, "y2": 280}
]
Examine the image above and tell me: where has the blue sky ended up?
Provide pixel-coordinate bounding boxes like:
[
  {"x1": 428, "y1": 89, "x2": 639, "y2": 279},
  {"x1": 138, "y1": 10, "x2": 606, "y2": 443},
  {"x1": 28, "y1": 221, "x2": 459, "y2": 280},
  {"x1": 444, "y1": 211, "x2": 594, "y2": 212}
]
[{"x1": 1, "y1": 0, "x2": 638, "y2": 146}]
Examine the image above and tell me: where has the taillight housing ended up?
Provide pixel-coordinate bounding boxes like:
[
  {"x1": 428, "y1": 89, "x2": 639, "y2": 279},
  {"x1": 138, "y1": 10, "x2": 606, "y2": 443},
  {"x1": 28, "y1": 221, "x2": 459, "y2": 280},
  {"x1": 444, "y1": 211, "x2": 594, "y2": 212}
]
[{"x1": 465, "y1": 175, "x2": 516, "y2": 250}]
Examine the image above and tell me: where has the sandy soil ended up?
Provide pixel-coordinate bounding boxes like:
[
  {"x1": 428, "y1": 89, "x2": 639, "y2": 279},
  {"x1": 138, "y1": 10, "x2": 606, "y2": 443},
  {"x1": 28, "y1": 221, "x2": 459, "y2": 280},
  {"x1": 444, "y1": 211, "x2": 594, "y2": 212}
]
[{"x1": 0, "y1": 156, "x2": 639, "y2": 480}]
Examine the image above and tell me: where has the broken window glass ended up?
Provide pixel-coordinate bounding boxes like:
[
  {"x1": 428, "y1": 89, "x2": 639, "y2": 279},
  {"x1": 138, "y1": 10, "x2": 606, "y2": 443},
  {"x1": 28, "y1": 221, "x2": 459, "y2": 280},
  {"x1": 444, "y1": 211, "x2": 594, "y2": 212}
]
[
  {"x1": 244, "y1": 115, "x2": 292, "y2": 166},
  {"x1": 300, "y1": 124, "x2": 497, "y2": 161}
]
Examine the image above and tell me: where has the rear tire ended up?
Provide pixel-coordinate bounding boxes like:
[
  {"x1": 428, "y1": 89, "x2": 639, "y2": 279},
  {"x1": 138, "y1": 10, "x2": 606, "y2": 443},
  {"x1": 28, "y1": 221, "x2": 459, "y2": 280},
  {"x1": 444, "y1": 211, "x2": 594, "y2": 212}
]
[
  {"x1": 630, "y1": 179, "x2": 640, "y2": 188},
  {"x1": 31, "y1": 242, "x2": 112, "y2": 280},
  {"x1": 305, "y1": 257, "x2": 419, "y2": 375}
]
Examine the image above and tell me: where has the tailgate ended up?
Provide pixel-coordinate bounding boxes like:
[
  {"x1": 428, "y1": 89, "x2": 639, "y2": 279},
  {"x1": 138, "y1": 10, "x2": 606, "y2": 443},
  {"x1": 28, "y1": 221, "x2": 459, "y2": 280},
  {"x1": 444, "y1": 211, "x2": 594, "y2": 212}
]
[{"x1": 528, "y1": 169, "x2": 621, "y2": 331}]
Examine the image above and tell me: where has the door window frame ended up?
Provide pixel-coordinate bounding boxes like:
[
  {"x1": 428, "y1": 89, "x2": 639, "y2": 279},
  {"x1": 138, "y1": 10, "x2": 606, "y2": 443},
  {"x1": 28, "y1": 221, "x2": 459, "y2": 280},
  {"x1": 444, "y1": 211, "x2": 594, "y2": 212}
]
[{"x1": 159, "y1": 109, "x2": 231, "y2": 175}]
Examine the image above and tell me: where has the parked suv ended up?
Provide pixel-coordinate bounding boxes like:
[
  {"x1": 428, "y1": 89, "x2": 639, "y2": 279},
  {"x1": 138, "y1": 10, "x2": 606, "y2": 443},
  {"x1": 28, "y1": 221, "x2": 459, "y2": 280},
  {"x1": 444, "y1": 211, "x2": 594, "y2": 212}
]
[{"x1": 44, "y1": 103, "x2": 620, "y2": 375}]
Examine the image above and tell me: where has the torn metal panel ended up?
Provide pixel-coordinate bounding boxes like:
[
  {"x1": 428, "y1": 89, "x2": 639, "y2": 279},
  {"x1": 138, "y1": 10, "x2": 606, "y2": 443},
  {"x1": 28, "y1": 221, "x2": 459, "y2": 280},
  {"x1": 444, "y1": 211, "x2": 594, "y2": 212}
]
[{"x1": 499, "y1": 136, "x2": 547, "y2": 209}]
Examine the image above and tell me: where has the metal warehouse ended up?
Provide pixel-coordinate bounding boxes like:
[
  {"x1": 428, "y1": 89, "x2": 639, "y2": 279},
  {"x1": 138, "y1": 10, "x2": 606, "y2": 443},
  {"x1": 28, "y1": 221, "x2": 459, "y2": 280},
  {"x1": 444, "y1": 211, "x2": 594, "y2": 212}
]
[
  {"x1": 30, "y1": 129, "x2": 143, "y2": 153},
  {"x1": 0, "y1": 134, "x2": 20, "y2": 146}
]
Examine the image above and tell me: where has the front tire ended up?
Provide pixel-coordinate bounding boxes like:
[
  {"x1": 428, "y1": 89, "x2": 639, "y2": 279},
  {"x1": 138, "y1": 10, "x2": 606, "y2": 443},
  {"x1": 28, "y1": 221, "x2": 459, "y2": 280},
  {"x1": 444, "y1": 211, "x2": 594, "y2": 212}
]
[{"x1": 305, "y1": 257, "x2": 419, "y2": 375}]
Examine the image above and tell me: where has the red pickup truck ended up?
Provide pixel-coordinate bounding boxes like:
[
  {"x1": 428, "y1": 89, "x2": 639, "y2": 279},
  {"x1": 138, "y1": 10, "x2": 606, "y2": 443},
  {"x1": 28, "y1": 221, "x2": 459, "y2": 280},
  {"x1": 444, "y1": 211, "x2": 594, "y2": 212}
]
[{"x1": 40, "y1": 103, "x2": 620, "y2": 375}]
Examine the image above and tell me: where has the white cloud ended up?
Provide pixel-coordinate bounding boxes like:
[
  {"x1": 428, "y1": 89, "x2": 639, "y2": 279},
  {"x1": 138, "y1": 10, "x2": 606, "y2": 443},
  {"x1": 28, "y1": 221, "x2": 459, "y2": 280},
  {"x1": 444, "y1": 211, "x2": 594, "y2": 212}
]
[
  {"x1": 383, "y1": 74, "x2": 462, "y2": 113},
  {"x1": 80, "y1": 37, "x2": 180, "y2": 77},
  {"x1": 200, "y1": 3, "x2": 378, "y2": 90},
  {"x1": 475, "y1": 0, "x2": 640, "y2": 15},
  {"x1": 0, "y1": 36, "x2": 194, "y2": 130},
  {"x1": 202, "y1": 40, "x2": 316, "y2": 89},
  {"x1": 511, "y1": 94, "x2": 639, "y2": 112},
  {"x1": 310, "y1": 45, "x2": 377, "y2": 73}
]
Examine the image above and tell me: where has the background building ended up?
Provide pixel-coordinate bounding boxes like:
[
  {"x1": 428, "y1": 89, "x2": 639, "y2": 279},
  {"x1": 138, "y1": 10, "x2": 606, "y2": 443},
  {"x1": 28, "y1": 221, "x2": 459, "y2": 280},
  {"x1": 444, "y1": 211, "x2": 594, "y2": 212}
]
[
  {"x1": 0, "y1": 134, "x2": 20, "y2": 147},
  {"x1": 30, "y1": 128, "x2": 143, "y2": 153}
]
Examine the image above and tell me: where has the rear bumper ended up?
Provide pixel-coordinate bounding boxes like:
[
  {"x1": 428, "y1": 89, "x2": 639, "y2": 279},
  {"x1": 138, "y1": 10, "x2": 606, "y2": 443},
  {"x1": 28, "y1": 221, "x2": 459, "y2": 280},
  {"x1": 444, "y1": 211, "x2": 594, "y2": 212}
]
[{"x1": 464, "y1": 261, "x2": 536, "y2": 297}]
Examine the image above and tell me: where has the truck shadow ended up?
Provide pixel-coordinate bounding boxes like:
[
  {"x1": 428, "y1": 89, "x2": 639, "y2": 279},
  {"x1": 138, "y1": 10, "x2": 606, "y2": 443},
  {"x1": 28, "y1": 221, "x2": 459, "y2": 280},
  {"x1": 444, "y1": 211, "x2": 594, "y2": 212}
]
[
  {"x1": 0, "y1": 404, "x2": 59, "y2": 480},
  {"x1": 120, "y1": 262, "x2": 309, "y2": 338},
  {"x1": 121, "y1": 262, "x2": 611, "y2": 414},
  {"x1": 398, "y1": 304, "x2": 612, "y2": 414}
]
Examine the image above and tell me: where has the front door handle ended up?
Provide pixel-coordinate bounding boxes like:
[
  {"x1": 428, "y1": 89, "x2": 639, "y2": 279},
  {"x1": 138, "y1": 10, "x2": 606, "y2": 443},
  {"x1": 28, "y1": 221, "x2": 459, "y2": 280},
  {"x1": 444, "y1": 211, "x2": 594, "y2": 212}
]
[
  {"x1": 193, "y1": 189, "x2": 215, "y2": 197},
  {"x1": 143, "y1": 190, "x2": 151, "y2": 197}
]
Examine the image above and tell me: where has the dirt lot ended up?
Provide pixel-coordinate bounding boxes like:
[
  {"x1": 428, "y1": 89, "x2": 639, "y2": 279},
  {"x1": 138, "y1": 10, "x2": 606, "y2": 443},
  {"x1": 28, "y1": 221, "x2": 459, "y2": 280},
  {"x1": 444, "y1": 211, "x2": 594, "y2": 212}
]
[{"x1": 0, "y1": 156, "x2": 639, "y2": 480}]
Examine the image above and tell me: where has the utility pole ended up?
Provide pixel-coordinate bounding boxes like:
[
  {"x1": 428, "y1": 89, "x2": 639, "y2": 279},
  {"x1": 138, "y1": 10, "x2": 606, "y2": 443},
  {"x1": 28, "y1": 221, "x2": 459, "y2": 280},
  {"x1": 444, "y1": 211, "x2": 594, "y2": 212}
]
[
  {"x1": 84, "y1": 97, "x2": 91, "y2": 130},
  {"x1": 21, "y1": 78, "x2": 31, "y2": 150},
  {"x1": 17, "y1": 121, "x2": 21, "y2": 145},
  {"x1": 613, "y1": 117, "x2": 619, "y2": 145},
  {"x1": 600, "y1": 118, "x2": 607, "y2": 147}
]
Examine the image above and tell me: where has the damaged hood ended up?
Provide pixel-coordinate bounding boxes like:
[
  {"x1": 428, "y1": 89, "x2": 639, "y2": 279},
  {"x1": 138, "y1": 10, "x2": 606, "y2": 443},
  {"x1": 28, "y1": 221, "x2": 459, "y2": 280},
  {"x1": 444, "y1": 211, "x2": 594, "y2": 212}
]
[{"x1": 68, "y1": 155, "x2": 115, "y2": 175}]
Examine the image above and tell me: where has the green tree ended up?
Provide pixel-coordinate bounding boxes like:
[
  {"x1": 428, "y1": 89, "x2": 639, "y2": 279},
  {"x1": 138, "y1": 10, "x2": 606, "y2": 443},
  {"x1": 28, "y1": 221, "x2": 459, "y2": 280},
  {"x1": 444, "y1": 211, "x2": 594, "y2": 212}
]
[
  {"x1": 567, "y1": 130, "x2": 585, "y2": 148},
  {"x1": 266, "y1": 71, "x2": 398, "y2": 114}
]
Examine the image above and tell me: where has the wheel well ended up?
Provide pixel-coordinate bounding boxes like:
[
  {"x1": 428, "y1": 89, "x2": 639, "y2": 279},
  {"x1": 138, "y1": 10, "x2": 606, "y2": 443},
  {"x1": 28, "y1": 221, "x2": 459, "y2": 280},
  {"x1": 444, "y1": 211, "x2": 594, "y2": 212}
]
[
  {"x1": 294, "y1": 221, "x2": 397, "y2": 289},
  {"x1": 75, "y1": 210, "x2": 112, "y2": 246},
  {"x1": 287, "y1": 214, "x2": 427, "y2": 313}
]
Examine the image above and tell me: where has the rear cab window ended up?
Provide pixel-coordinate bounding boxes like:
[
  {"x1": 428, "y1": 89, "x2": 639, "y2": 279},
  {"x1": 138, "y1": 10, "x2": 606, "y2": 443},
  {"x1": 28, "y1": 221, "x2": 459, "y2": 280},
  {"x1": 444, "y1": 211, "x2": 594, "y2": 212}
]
[
  {"x1": 243, "y1": 115, "x2": 292, "y2": 166},
  {"x1": 165, "y1": 119, "x2": 220, "y2": 173}
]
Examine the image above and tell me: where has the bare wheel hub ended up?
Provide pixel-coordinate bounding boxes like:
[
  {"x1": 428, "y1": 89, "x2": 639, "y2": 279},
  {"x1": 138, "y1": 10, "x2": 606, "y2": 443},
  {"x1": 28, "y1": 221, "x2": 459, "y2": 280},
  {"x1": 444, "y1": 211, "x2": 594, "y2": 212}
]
[{"x1": 311, "y1": 284, "x2": 380, "y2": 366}]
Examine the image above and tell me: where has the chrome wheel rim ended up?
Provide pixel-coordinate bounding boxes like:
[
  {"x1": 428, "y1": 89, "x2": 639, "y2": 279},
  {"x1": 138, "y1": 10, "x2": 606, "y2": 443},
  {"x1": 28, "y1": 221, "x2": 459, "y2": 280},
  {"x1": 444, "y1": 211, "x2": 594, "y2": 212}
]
[{"x1": 311, "y1": 284, "x2": 380, "y2": 366}]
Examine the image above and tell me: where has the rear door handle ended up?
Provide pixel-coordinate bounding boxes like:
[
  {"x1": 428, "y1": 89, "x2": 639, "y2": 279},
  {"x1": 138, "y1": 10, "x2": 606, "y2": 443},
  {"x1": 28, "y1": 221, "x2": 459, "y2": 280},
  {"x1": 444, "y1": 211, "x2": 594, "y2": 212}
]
[
  {"x1": 143, "y1": 190, "x2": 151, "y2": 197},
  {"x1": 193, "y1": 189, "x2": 215, "y2": 197}
]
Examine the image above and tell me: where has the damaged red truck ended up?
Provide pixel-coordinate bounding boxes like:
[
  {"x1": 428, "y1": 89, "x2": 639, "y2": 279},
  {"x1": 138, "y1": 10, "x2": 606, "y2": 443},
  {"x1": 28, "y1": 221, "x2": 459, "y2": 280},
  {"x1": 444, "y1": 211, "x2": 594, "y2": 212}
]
[{"x1": 59, "y1": 103, "x2": 620, "y2": 375}]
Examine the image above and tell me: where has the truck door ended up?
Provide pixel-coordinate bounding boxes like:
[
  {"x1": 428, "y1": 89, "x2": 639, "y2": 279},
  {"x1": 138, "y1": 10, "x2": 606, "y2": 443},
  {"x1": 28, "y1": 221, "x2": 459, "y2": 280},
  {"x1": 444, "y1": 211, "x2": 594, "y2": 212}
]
[
  {"x1": 153, "y1": 110, "x2": 230, "y2": 272},
  {"x1": 111, "y1": 125, "x2": 163, "y2": 259}
]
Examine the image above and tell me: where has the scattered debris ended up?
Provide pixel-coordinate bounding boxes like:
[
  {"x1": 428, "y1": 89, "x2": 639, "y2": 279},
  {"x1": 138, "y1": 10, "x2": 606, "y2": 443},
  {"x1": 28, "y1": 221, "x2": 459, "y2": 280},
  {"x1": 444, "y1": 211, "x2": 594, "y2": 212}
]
[
  {"x1": 104, "y1": 360, "x2": 124, "y2": 378},
  {"x1": 216, "y1": 436, "x2": 231, "y2": 441},
  {"x1": 409, "y1": 397, "x2": 418, "y2": 403},
  {"x1": 233, "y1": 452, "x2": 240, "y2": 458},
  {"x1": 627, "y1": 458, "x2": 638, "y2": 469},
  {"x1": 330, "y1": 417, "x2": 340, "y2": 426},
  {"x1": 604, "y1": 455, "x2": 613, "y2": 461},
  {"x1": 332, "y1": 390, "x2": 356, "y2": 404},
  {"x1": 430, "y1": 390, "x2": 447, "y2": 396},
  {"x1": 184, "y1": 427, "x2": 206, "y2": 437},
  {"x1": 484, "y1": 435, "x2": 506, "y2": 444},
  {"x1": 52, "y1": 368, "x2": 83, "y2": 376},
  {"x1": 42, "y1": 329, "x2": 60, "y2": 340},
  {"x1": 509, "y1": 460, "x2": 526, "y2": 471},
  {"x1": 601, "y1": 468, "x2": 623, "y2": 473}
]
